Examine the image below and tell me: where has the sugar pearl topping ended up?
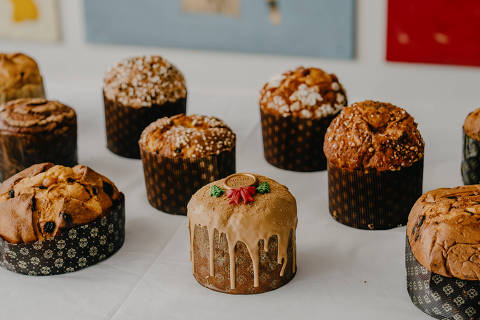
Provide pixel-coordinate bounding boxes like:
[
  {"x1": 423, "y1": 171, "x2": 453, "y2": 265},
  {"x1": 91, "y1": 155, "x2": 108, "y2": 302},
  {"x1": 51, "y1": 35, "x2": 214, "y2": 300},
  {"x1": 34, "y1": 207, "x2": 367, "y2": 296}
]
[
  {"x1": 140, "y1": 114, "x2": 236, "y2": 158},
  {"x1": 259, "y1": 66, "x2": 347, "y2": 119},
  {"x1": 324, "y1": 100, "x2": 424, "y2": 172},
  {"x1": 104, "y1": 56, "x2": 187, "y2": 108}
]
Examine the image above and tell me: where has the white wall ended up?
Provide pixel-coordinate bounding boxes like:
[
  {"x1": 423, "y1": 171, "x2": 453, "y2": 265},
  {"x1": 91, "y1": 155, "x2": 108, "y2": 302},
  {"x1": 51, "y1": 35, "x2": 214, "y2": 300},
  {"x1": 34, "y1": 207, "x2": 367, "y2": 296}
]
[{"x1": 0, "y1": 0, "x2": 479, "y2": 190}]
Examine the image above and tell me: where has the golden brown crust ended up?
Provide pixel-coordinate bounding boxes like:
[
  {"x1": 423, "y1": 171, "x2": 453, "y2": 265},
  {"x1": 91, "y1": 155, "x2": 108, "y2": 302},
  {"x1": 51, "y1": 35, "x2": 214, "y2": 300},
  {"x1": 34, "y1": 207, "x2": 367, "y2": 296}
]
[
  {"x1": 324, "y1": 100, "x2": 424, "y2": 172},
  {"x1": 259, "y1": 66, "x2": 347, "y2": 119},
  {"x1": 0, "y1": 163, "x2": 122, "y2": 244},
  {"x1": 139, "y1": 114, "x2": 236, "y2": 158},
  {"x1": 407, "y1": 185, "x2": 480, "y2": 280},
  {"x1": 0, "y1": 98, "x2": 76, "y2": 134},
  {"x1": 464, "y1": 108, "x2": 480, "y2": 140},
  {"x1": 103, "y1": 55, "x2": 187, "y2": 109},
  {"x1": 0, "y1": 53, "x2": 45, "y2": 103}
]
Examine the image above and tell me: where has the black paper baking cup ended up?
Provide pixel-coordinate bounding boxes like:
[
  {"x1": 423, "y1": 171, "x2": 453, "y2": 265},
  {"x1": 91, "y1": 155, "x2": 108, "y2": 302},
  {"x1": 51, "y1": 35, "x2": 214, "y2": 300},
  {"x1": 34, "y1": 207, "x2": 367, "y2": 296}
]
[
  {"x1": 260, "y1": 109, "x2": 336, "y2": 172},
  {"x1": 103, "y1": 93, "x2": 187, "y2": 159},
  {"x1": 328, "y1": 160, "x2": 423, "y2": 230},
  {"x1": 0, "y1": 125, "x2": 77, "y2": 182},
  {"x1": 461, "y1": 132, "x2": 480, "y2": 185},
  {"x1": 0, "y1": 194, "x2": 125, "y2": 276},
  {"x1": 140, "y1": 147, "x2": 235, "y2": 215},
  {"x1": 406, "y1": 239, "x2": 480, "y2": 320}
]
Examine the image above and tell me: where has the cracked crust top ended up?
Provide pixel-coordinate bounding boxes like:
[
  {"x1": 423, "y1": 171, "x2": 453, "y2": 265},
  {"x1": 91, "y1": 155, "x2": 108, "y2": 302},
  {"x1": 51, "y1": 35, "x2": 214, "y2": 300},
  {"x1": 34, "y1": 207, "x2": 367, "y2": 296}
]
[
  {"x1": 0, "y1": 163, "x2": 122, "y2": 244},
  {"x1": 323, "y1": 100, "x2": 424, "y2": 172},
  {"x1": 407, "y1": 185, "x2": 480, "y2": 280}
]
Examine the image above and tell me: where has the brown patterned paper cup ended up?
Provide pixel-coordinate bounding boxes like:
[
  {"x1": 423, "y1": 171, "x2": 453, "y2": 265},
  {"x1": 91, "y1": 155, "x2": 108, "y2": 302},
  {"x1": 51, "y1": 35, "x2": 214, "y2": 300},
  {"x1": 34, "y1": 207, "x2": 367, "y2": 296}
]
[
  {"x1": 140, "y1": 148, "x2": 235, "y2": 215},
  {"x1": 461, "y1": 132, "x2": 480, "y2": 185},
  {"x1": 328, "y1": 160, "x2": 423, "y2": 230},
  {"x1": 103, "y1": 93, "x2": 186, "y2": 159},
  {"x1": 0, "y1": 194, "x2": 125, "y2": 276},
  {"x1": 0, "y1": 125, "x2": 77, "y2": 182},
  {"x1": 406, "y1": 239, "x2": 480, "y2": 320},
  {"x1": 260, "y1": 109, "x2": 336, "y2": 172}
]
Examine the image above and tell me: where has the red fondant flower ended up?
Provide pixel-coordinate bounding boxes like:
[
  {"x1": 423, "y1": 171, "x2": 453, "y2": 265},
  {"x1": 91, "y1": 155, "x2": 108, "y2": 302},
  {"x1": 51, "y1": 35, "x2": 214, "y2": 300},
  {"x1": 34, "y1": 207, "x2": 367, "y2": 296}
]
[{"x1": 226, "y1": 186, "x2": 256, "y2": 204}]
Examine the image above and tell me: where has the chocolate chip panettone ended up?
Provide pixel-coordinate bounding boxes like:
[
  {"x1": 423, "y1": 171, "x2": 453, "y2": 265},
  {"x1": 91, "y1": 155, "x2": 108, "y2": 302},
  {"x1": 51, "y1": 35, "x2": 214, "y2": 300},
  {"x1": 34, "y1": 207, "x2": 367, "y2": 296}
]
[
  {"x1": 324, "y1": 100, "x2": 424, "y2": 229},
  {"x1": 103, "y1": 55, "x2": 187, "y2": 158},
  {"x1": 462, "y1": 107, "x2": 480, "y2": 184},
  {"x1": 0, "y1": 163, "x2": 125, "y2": 275},
  {"x1": 259, "y1": 66, "x2": 347, "y2": 171},
  {"x1": 187, "y1": 173, "x2": 297, "y2": 294},
  {"x1": 0, "y1": 53, "x2": 46, "y2": 104},
  {"x1": 406, "y1": 185, "x2": 480, "y2": 319},
  {"x1": 0, "y1": 98, "x2": 77, "y2": 181},
  {"x1": 139, "y1": 114, "x2": 236, "y2": 215}
]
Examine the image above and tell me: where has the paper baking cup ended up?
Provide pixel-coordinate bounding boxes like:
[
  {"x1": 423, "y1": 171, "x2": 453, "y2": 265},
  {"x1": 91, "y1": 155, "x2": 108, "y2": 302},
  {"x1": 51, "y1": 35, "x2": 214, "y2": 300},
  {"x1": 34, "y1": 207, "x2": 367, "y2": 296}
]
[
  {"x1": 0, "y1": 125, "x2": 77, "y2": 181},
  {"x1": 461, "y1": 132, "x2": 480, "y2": 185},
  {"x1": 140, "y1": 148, "x2": 235, "y2": 215},
  {"x1": 0, "y1": 195, "x2": 125, "y2": 276},
  {"x1": 260, "y1": 109, "x2": 336, "y2": 172},
  {"x1": 103, "y1": 94, "x2": 186, "y2": 159},
  {"x1": 328, "y1": 160, "x2": 423, "y2": 230},
  {"x1": 406, "y1": 239, "x2": 480, "y2": 320}
]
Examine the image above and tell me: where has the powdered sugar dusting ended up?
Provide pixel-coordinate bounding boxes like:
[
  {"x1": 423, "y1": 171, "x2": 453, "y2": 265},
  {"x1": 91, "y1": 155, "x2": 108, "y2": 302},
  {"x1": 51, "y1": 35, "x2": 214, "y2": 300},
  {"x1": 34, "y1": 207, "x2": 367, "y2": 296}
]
[
  {"x1": 259, "y1": 67, "x2": 347, "y2": 119},
  {"x1": 104, "y1": 56, "x2": 187, "y2": 109}
]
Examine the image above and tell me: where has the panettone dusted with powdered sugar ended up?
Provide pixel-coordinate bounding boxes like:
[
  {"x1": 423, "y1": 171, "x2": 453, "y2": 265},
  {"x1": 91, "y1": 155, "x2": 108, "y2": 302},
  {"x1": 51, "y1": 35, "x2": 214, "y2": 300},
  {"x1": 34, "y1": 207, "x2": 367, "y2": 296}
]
[
  {"x1": 139, "y1": 114, "x2": 236, "y2": 158},
  {"x1": 103, "y1": 55, "x2": 187, "y2": 108},
  {"x1": 259, "y1": 66, "x2": 347, "y2": 119}
]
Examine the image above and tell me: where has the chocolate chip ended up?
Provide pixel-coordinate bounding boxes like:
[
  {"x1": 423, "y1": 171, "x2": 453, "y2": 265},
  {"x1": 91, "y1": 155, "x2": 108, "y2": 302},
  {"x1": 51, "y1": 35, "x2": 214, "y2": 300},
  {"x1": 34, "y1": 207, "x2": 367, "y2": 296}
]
[
  {"x1": 61, "y1": 212, "x2": 72, "y2": 225},
  {"x1": 418, "y1": 215, "x2": 426, "y2": 228},
  {"x1": 102, "y1": 181, "x2": 114, "y2": 197},
  {"x1": 92, "y1": 187, "x2": 98, "y2": 195},
  {"x1": 67, "y1": 178, "x2": 75, "y2": 183},
  {"x1": 174, "y1": 148, "x2": 182, "y2": 153},
  {"x1": 44, "y1": 221, "x2": 56, "y2": 233},
  {"x1": 31, "y1": 197, "x2": 36, "y2": 211},
  {"x1": 8, "y1": 190, "x2": 14, "y2": 198},
  {"x1": 446, "y1": 196, "x2": 456, "y2": 199},
  {"x1": 38, "y1": 185, "x2": 47, "y2": 190}
]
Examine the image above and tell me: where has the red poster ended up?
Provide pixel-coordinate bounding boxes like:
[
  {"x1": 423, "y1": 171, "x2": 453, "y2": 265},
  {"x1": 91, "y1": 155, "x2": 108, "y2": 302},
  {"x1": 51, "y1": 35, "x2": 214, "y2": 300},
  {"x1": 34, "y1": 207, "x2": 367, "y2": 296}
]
[{"x1": 387, "y1": 0, "x2": 480, "y2": 67}]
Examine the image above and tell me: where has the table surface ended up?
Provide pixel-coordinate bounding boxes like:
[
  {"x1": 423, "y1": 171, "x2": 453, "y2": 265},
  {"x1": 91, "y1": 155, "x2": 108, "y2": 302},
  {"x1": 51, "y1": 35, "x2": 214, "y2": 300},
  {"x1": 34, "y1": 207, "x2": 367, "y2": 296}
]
[{"x1": 1, "y1": 45, "x2": 480, "y2": 320}]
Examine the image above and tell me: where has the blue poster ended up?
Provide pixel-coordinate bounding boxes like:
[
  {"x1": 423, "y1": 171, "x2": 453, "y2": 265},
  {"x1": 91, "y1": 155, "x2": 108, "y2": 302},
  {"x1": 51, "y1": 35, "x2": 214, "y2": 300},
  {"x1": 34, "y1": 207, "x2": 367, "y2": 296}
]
[{"x1": 84, "y1": 0, "x2": 355, "y2": 59}]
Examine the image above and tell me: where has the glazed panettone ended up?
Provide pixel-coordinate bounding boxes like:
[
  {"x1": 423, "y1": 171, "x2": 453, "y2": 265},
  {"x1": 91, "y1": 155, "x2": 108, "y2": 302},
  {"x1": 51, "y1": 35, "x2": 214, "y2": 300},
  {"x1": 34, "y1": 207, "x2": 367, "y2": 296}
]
[
  {"x1": 324, "y1": 100, "x2": 424, "y2": 230},
  {"x1": 187, "y1": 173, "x2": 297, "y2": 294},
  {"x1": 0, "y1": 53, "x2": 46, "y2": 104},
  {"x1": 0, "y1": 98, "x2": 77, "y2": 181},
  {"x1": 462, "y1": 107, "x2": 480, "y2": 184},
  {"x1": 324, "y1": 100, "x2": 424, "y2": 172},
  {"x1": 259, "y1": 66, "x2": 347, "y2": 171},
  {"x1": 405, "y1": 185, "x2": 480, "y2": 319},
  {"x1": 103, "y1": 55, "x2": 187, "y2": 158},
  {"x1": 0, "y1": 163, "x2": 125, "y2": 275},
  {"x1": 139, "y1": 114, "x2": 236, "y2": 215}
]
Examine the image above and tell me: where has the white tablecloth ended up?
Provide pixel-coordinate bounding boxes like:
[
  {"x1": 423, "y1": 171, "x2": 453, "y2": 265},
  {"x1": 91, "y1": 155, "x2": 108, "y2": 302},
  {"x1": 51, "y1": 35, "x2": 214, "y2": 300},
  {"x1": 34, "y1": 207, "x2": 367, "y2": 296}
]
[{"x1": 0, "y1": 45, "x2": 479, "y2": 320}]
